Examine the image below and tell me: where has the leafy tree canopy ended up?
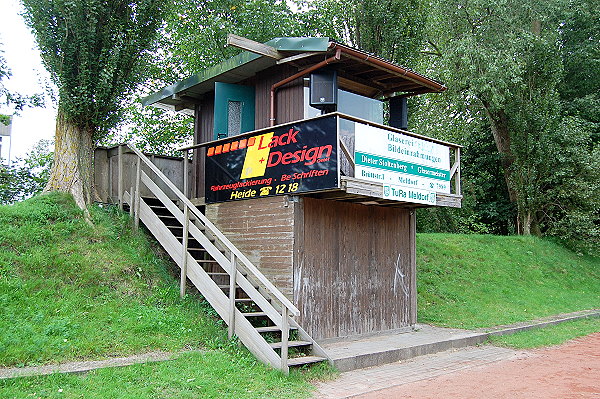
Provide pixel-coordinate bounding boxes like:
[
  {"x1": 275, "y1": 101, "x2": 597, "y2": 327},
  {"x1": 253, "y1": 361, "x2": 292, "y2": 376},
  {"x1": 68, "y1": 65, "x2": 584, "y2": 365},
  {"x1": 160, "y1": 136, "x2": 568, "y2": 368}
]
[{"x1": 22, "y1": 0, "x2": 167, "y2": 208}]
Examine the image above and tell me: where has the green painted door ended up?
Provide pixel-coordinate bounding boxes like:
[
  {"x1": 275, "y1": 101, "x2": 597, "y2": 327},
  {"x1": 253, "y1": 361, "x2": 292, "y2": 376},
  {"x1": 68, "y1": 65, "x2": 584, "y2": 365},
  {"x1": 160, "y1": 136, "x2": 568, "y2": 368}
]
[{"x1": 213, "y1": 82, "x2": 255, "y2": 140}]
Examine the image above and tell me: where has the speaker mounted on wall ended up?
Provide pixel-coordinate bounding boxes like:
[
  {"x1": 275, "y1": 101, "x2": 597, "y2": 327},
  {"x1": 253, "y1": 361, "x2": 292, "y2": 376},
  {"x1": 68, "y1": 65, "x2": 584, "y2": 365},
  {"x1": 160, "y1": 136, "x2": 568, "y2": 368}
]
[{"x1": 310, "y1": 69, "x2": 338, "y2": 112}]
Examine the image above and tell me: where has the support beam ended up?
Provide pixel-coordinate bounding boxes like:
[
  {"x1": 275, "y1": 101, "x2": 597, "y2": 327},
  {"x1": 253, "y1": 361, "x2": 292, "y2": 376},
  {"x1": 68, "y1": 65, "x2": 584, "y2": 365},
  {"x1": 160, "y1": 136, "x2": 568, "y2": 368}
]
[{"x1": 227, "y1": 34, "x2": 283, "y2": 60}]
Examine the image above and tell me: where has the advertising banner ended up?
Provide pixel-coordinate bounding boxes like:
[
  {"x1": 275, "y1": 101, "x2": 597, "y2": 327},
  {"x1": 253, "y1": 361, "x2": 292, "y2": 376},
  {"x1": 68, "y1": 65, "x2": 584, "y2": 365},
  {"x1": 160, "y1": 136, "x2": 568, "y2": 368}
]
[
  {"x1": 205, "y1": 115, "x2": 338, "y2": 203},
  {"x1": 354, "y1": 123, "x2": 451, "y2": 204}
]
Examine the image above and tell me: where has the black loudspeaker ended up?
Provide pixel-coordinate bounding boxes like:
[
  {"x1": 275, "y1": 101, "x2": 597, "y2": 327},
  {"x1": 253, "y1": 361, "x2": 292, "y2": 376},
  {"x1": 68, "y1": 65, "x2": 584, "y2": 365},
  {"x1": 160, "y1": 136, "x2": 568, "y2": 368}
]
[
  {"x1": 310, "y1": 70, "x2": 338, "y2": 110},
  {"x1": 389, "y1": 96, "x2": 408, "y2": 130}
]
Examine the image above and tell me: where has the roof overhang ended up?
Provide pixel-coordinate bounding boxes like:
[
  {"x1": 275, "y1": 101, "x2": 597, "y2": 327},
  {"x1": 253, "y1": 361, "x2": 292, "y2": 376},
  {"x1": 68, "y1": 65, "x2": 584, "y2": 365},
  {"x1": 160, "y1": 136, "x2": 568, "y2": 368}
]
[{"x1": 142, "y1": 37, "x2": 446, "y2": 111}]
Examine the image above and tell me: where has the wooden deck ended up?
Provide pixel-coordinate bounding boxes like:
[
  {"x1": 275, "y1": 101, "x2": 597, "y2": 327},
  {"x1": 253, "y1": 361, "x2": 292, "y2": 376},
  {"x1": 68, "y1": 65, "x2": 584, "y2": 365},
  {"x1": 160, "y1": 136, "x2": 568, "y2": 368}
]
[{"x1": 310, "y1": 177, "x2": 462, "y2": 208}]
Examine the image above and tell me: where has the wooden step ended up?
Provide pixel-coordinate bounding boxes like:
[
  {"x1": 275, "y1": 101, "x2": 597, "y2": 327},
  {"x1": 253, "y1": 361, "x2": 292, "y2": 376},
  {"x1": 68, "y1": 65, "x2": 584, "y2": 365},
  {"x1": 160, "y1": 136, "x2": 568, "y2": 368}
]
[
  {"x1": 187, "y1": 247, "x2": 207, "y2": 252},
  {"x1": 255, "y1": 326, "x2": 297, "y2": 333},
  {"x1": 235, "y1": 298, "x2": 255, "y2": 303},
  {"x1": 242, "y1": 312, "x2": 267, "y2": 317},
  {"x1": 269, "y1": 340, "x2": 312, "y2": 349},
  {"x1": 207, "y1": 272, "x2": 229, "y2": 277},
  {"x1": 287, "y1": 356, "x2": 327, "y2": 367},
  {"x1": 197, "y1": 259, "x2": 219, "y2": 264}
]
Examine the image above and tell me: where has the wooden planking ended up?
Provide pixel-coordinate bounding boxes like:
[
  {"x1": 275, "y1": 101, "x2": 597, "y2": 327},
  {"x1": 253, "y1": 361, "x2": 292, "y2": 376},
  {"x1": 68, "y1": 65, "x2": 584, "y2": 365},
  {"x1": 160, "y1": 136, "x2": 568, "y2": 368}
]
[
  {"x1": 205, "y1": 196, "x2": 296, "y2": 300},
  {"x1": 192, "y1": 95, "x2": 214, "y2": 198},
  {"x1": 295, "y1": 197, "x2": 415, "y2": 340},
  {"x1": 245, "y1": 64, "x2": 304, "y2": 129}
]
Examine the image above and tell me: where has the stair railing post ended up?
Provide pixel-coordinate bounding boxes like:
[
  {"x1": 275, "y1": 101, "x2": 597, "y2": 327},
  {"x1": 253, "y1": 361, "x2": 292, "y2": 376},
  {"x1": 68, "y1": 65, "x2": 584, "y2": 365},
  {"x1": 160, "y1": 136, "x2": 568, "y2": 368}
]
[
  {"x1": 183, "y1": 150, "x2": 189, "y2": 199},
  {"x1": 180, "y1": 206, "x2": 189, "y2": 299},
  {"x1": 129, "y1": 186, "x2": 134, "y2": 216},
  {"x1": 228, "y1": 252, "x2": 237, "y2": 339},
  {"x1": 281, "y1": 307, "x2": 289, "y2": 374},
  {"x1": 134, "y1": 156, "x2": 141, "y2": 230},
  {"x1": 118, "y1": 145, "x2": 123, "y2": 210}
]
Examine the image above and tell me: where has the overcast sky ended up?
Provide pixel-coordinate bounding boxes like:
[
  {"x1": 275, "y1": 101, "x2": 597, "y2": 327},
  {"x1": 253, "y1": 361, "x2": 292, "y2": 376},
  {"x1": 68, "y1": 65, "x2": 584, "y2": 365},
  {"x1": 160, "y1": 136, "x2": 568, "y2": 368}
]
[{"x1": 0, "y1": 0, "x2": 56, "y2": 162}]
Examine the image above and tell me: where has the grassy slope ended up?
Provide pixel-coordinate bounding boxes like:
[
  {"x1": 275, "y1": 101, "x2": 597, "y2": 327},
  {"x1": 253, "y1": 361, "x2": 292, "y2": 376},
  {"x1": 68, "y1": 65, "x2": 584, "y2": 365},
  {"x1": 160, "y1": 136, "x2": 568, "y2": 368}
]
[
  {"x1": 417, "y1": 233, "x2": 599, "y2": 329},
  {"x1": 1, "y1": 195, "x2": 598, "y2": 396},
  {"x1": 0, "y1": 194, "x2": 318, "y2": 397},
  {"x1": 0, "y1": 193, "x2": 225, "y2": 367}
]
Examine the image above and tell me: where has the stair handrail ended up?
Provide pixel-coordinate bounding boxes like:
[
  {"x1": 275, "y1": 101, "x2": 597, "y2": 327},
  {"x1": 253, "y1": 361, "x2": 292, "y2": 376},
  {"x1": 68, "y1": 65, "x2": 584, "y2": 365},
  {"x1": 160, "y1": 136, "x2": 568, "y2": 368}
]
[{"x1": 123, "y1": 144, "x2": 300, "y2": 317}]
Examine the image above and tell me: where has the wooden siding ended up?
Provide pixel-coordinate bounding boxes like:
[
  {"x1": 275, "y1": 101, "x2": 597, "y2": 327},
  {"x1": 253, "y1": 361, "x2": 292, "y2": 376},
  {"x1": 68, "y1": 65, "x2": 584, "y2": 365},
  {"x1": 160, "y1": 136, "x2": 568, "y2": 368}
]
[
  {"x1": 192, "y1": 95, "x2": 214, "y2": 198},
  {"x1": 247, "y1": 64, "x2": 304, "y2": 129},
  {"x1": 294, "y1": 197, "x2": 416, "y2": 340},
  {"x1": 205, "y1": 196, "x2": 296, "y2": 299}
]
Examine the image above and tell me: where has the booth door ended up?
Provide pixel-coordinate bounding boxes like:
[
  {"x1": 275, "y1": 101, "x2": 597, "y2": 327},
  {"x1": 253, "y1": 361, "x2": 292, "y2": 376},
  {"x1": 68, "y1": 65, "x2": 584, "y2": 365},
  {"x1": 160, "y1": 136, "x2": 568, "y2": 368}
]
[{"x1": 295, "y1": 198, "x2": 416, "y2": 340}]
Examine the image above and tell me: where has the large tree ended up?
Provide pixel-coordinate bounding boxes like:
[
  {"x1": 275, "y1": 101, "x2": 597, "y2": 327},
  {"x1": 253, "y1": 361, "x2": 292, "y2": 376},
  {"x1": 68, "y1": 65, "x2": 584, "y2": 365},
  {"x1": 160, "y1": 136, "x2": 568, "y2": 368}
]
[
  {"x1": 413, "y1": 0, "x2": 599, "y2": 252},
  {"x1": 22, "y1": 0, "x2": 165, "y2": 209}
]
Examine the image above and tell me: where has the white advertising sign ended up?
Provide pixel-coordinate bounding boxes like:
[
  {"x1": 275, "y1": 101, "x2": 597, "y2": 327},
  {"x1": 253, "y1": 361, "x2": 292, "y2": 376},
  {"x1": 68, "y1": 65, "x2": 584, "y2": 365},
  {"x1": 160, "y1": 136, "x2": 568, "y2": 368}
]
[
  {"x1": 354, "y1": 124, "x2": 451, "y2": 204},
  {"x1": 383, "y1": 184, "x2": 436, "y2": 205}
]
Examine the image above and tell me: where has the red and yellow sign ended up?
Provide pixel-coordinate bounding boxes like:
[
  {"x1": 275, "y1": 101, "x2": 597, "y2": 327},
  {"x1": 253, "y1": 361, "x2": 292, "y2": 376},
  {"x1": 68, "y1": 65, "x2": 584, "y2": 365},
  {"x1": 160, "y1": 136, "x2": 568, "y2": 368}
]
[{"x1": 205, "y1": 116, "x2": 339, "y2": 203}]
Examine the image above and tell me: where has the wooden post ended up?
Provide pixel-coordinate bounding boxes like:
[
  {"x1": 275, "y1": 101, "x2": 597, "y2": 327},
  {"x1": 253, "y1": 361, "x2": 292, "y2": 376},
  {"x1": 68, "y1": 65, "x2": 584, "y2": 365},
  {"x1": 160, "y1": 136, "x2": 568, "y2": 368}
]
[
  {"x1": 108, "y1": 156, "x2": 113, "y2": 202},
  {"x1": 228, "y1": 252, "x2": 237, "y2": 339},
  {"x1": 180, "y1": 206, "x2": 189, "y2": 299},
  {"x1": 281, "y1": 307, "x2": 289, "y2": 374},
  {"x1": 118, "y1": 145, "x2": 123, "y2": 210},
  {"x1": 134, "y1": 157, "x2": 141, "y2": 230},
  {"x1": 183, "y1": 150, "x2": 189, "y2": 199},
  {"x1": 129, "y1": 186, "x2": 134, "y2": 216},
  {"x1": 455, "y1": 147, "x2": 461, "y2": 196}
]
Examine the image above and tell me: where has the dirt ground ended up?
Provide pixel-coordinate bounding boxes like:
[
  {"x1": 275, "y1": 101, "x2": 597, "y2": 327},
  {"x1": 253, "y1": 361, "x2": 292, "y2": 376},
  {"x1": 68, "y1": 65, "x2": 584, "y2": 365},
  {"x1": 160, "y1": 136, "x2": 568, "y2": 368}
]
[{"x1": 355, "y1": 332, "x2": 600, "y2": 399}]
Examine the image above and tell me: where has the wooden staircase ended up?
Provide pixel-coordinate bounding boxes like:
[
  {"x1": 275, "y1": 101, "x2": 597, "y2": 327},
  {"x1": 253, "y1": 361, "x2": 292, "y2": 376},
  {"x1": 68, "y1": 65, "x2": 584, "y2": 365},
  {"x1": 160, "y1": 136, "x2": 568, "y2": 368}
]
[{"x1": 118, "y1": 144, "x2": 329, "y2": 373}]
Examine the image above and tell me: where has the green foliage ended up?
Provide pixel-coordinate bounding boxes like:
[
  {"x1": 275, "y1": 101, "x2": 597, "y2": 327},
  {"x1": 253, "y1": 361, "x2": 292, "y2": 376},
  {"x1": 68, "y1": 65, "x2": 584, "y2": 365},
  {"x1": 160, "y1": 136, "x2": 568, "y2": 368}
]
[
  {"x1": 412, "y1": 0, "x2": 600, "y2": 253},
  {"x1": 162, "y1": 0, "x2": 304, "y2": 77},
  {"x1": 0, "y1": 161, "x2": 46, "y2": 204},
  {"x1": 0, "y1": 193, "x2": 227, "y2": 367},
  {"x1": 558, "y1": 0, "x2": 600, "y2": 143},
  {"x1": 0, "y1": 140, "x2": 53, "y2": 204},
  {"x1": 21, "y1": 0, "x2": 166, "y2": 135},
  {"x1": 304, "y1": 0, "x2": 428, "y2": 65},
  {"x1": 489, "y1": 317, "x2": 600, "y2": 349},
  {"x1": 103, "y1": 100, "x2": 193, "y2": 156},
  {"x1": 417, "y1": 233, "x2": 600, "y2": 329}
]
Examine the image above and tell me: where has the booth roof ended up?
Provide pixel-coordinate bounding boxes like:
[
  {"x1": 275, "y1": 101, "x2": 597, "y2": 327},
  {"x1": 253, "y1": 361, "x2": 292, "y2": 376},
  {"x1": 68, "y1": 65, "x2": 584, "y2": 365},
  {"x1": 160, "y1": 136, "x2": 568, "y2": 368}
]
[{"x1": 142, "y1": 37, "x2": 446, "y2": 110}]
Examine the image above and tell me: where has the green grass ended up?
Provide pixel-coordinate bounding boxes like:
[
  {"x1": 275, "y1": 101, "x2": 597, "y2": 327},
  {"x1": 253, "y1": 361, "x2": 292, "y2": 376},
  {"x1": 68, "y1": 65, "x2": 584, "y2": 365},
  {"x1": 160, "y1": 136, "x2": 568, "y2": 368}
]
[
  {"x1": 417, "y1": 233, "x2": 600, "y2": 329},
  {"x1": 489, "y1": 317, "x2": 600, "y2": 348},
  {"x1": 0, "y1": 350, "x2": 316, "y2": 399},
  {"x1": 0, "y1": 193, "x2": 330, "y2": 398},
  {"x1": 0, "y1": 193, "x2": 228, "y2": 367},
  {"x1": 2, "y1": 194, "x2": 598, "y2": 397}
]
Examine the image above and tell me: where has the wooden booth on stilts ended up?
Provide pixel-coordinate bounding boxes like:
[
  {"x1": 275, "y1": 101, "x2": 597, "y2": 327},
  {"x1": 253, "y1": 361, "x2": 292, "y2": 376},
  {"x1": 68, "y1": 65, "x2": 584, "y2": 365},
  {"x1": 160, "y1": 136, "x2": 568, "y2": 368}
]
[{"x1": 95, "y1": 35, "x2": 462, "y2": 371}]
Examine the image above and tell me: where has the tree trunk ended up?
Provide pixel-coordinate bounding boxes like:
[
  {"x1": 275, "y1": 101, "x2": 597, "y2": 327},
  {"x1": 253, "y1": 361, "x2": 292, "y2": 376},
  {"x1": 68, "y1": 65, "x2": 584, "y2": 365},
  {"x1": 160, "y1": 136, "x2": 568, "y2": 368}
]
[
  {"x1": 481, "y1": 101, "x2": 526, "y2": 233},
  {"x1": 44, "y1": 110, "x2": 95, "y2": 210},
  {"x1": 485, "y1": 107, "x2": 517, "y2": 203}
]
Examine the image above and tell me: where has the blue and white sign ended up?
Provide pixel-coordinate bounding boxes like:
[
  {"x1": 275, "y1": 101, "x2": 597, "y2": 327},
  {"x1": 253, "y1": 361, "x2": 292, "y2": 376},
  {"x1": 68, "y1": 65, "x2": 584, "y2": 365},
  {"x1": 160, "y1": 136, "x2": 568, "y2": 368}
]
[{"x1": 355, "y1": 124, "x2": 451, "y2": 204}]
